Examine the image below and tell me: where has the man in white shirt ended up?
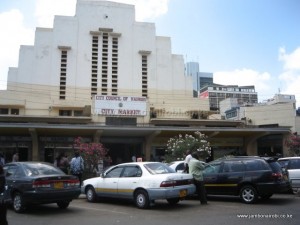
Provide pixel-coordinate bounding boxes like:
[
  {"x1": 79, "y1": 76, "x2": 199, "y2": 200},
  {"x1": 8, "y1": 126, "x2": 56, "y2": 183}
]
[{"x1": 183, "y1": 150, "x2": 192, "y2": 173}]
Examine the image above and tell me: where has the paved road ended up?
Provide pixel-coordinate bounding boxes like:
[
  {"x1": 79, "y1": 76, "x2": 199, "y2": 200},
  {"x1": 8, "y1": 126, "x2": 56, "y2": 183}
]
[{"x1": 6, "y1": 194, "x2": 300, "y2": 225}]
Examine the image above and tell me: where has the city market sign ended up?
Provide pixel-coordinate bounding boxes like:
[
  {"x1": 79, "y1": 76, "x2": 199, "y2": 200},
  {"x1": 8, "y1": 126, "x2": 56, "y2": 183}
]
[{"x1": 94, "y1": 95, "x2": 147, "y2": 116}]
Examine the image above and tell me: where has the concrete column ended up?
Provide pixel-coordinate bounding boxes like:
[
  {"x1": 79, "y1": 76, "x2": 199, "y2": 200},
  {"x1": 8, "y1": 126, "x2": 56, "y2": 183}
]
[
  {"x1": 29, "y1": 128, "x2": 39, "y2": 161},
  {"x1": 144, "y1": 131, "x2": 161, "y2": 161},
  {"x1": 243, "y1": 132, "x2": 269, "y2": 155},
  {"x1": 93, "y1": 130, "x2": 103, "y2": 143}
]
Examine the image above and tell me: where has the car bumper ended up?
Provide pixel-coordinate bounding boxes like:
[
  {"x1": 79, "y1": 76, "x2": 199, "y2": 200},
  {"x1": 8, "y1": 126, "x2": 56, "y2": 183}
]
[
  {"x1": 257, "y1": 181, "x2": 291, "y2": 194},
  {"x1": 21, "y1": 188, "x2": 81, "y2": 204},
  {"x1": 146, "y1": 185, "x2": 196, "y2": 200},
  {"x1": 290, "y1": 179, "x2": 300, "y2": 195}
]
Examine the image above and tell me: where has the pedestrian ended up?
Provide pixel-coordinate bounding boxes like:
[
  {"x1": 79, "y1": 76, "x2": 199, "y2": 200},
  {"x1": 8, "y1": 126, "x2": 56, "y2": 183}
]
[
  {"x1": 0, "y1": 164, "x2": 8, "y2": 225},
  {"x1": 183, "y1": 150, "x2": 192, "y2": 173},
  {"x1": 103, "y1": 155, "x2": 112, "y2": 169},
  {"x1": 12, "y1": 152, "x2": 19, "y2": 162},
  {"x1": 54, "y1": 152, "x2": 70, "y2": 174},
  {"x1": 70, "y1": 151, "x2": 84, "y2": 186},
  {"x1": 188, "y1": 151, "x2": 207, "y2": 205}
]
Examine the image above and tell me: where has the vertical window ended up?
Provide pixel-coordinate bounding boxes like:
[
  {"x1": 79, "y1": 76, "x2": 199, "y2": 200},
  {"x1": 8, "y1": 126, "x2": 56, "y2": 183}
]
[
  {"x1": 141, "y1": 55, "x2": 148, "y2": 97},
  {"x1": 91, "y1": 35, "x2": 99, "y2": 97},
  {"x1": 111, "y1": 37, "x2": 118, "y2": 95},
  {"x1": 58, "y1": 47, "x2": 71, "y2": 100},
  {"x1": 101, "y1": 33, "x2": 109, "y2": 95}
]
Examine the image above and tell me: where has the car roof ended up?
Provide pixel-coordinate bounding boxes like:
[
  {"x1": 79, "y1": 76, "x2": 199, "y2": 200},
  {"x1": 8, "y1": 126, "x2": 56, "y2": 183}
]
[
  {"x1": 114, "y1": 161, "x2": 162, "y2": 166},
  {"x1": 5, "y1": 161, "x2": 52, "y2": 165},
  {"x1": 212, "y1": 156, "x2": 277, "y2": 162}
]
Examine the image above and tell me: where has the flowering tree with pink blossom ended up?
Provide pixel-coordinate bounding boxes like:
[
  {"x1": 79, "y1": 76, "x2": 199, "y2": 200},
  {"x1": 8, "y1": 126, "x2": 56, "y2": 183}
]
[
  {"x1": 286, "y1": 133, "x2": 300, "y2": 156},
  {"x1": 73, "y1": 137, "x2": 108, "y2": 174}
]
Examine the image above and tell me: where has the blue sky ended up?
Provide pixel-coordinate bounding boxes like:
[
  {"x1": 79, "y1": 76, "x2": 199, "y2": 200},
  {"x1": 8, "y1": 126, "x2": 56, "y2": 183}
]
[{"x1": 1, "y1": 0, "x2": 300, "y2": 105}]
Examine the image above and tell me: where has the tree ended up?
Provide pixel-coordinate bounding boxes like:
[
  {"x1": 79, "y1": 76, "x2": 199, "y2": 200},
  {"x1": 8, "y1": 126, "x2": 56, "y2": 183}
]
[
  {"x1": 165, "y1": 131, "x2": 211, "y2": 162},
  {"x1": 73, "y1": 137, "x2": 108, "y2": 175},
  {"x1": 286, "y1": 133, "x2": 300, "y2": 156}
]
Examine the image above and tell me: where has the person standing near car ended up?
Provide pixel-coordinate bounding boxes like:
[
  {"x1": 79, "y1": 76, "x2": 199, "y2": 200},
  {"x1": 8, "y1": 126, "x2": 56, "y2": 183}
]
[
  {"x1": 12, "y1": 152, "x2": 19, "y2": 162},
  {"x1": 70, "y1": 151, "x2": 84, "y2": 186},
  {"x1": 0, "y1": 164, "x2": 8, "y2": 225},
  {"x1": 189, "y1": 151, "x2": 207, "y2": 205},
  {"x1": 183, "y1": 150, "x2": 192, "y2": 173}
]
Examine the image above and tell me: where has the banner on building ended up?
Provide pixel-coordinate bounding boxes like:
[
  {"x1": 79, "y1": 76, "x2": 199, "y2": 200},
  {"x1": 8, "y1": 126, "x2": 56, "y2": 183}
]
[{"x1": 94, "y1": 95, "x2": 147, "y2": 116}]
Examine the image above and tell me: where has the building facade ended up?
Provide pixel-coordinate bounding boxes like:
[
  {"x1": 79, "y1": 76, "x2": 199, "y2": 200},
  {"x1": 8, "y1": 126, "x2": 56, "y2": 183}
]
[
  {"x1": 0, "y1": 0, "x2": 291, "y2": 164},
  {"x1": 185, "y1": 62, "x2": 213, "y2": 97},
  {"x1": 199, "y1": 84, "x2": 258, "y2": 111}
]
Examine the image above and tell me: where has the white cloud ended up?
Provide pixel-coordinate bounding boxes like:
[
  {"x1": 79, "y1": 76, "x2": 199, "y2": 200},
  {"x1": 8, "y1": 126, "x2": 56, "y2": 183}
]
[
  {"x1": 0, "y1": 9, "x2": 34, "y2": 88},
  {"x1": 214, "y1": 69, "x2": 272, "y2": 101},
  {"x1": 278, "y1": 47, "x2": 300, "y2": 106},
  {"x1": 279, "y1": 47, "x2": 300, "y2": 71}
]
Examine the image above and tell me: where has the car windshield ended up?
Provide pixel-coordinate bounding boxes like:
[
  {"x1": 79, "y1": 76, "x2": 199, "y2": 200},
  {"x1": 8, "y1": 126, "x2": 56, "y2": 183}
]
[
  {"x1": 23, "y1": 163, "x2": 65, "y2": 176},
  {"x1": 144, "y1": 163, "x2": 174, "y2": 174}
]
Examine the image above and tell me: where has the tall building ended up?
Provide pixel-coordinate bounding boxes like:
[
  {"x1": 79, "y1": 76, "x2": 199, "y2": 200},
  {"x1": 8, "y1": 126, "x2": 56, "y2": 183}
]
[
  {"x1": 185, "y1": 62, "x2": 213, "y2": 97},
  {"x1": 199, "y1": 84, "x2": 258, "y2": 111},
  {"x1": 0, "y1": 0, "x2": 291, "y2": 163}
]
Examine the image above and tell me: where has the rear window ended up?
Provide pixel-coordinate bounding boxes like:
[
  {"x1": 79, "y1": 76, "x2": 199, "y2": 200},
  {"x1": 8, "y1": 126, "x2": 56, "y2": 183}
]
[
  {"x1": 244, "y1": 160, "x2": 269, "y2": 171},
  {"x1": 289, "y1": 159, "x2": 300, "y2": 169},
  {"x1": 268, "y1": 161, "x2": 282, "y2": 173},
  {"x1": 23, "y1": 163, "x2": 64, "y2": 176},
  {"x1": 144, "y1": 163, "x2": 174, "y2": 174}
]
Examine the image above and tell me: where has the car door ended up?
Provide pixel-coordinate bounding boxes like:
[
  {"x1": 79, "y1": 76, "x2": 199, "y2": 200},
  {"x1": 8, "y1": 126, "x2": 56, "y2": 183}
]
[
  {"x1": 219, "y1": 161, "x2": 245, "y2": 195},
  {"x1": 117, "y1": 165, "x2": 142, "y2": 199},
  {"x1": 203, "y1": 162, "x2": 222, "y2": 194},
  {"x1": 95, "y1": 166, "x2": 124, "y2": 198}
]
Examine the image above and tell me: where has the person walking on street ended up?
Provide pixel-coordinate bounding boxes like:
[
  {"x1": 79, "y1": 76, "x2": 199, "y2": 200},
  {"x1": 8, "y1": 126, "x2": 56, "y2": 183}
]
[
  {"x1": 70, "y1": 151, "x2": 84, "y2": 186},
  {"x1": 54, "y1": 153, "x2": 70, "y2": 174},
  {"x1": 0, "y1": 164, "x2": 8, "y2": 225},
  {"x1": 188, "y1": 151, "x2": 207, "y2": 205}
]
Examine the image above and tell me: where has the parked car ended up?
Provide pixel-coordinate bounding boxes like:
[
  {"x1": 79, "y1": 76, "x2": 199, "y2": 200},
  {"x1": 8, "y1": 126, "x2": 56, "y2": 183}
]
[
  {"x1": 81, "y1": 162, "x2": 196, "y2": 209},
  {"x1": 203, "y1": 156, "x2": 290, "y2": 204},
  {"x1": 278, "y1": 157, "x2": 300, "y2": 194},
  {"x1": 3, "y1": 161, "x2": 81, "y2": 213},
  {"x1": 168, "y1": 160, "x2": 207, "y2": 173}
]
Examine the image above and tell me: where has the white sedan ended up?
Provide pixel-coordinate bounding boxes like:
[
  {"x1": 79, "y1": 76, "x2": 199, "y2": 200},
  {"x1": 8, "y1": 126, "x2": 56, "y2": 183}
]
[{"x1": 81, "y1": 162, "x2": 196, "y2": 209}]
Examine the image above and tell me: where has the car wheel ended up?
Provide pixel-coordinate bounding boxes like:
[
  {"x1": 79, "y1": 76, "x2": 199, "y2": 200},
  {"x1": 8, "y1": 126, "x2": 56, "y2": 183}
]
[
  {"x1": 167, "y1": 198, "x2": 180, "y2": 205},
  {"x1": 13, "y1": 192, "x2": 26, "y2": 213},
  {"x1": 239, "y1": 185, "x2": 258, "y2": 204},
  {"x1": 134, "y1": 190, "x2": 150, "y2": 209},
  {"x1": 57, "y1": 201, "x2": 70, "y2": 209},
  {"x1": 86, "y1": 186, "x2": 97, "y2": 202}
]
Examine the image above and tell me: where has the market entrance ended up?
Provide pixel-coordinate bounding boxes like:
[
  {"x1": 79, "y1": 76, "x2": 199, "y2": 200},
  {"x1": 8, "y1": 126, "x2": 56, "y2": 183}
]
[{"x1": 103, "y1": 142, "x2": 143, "y2": 165}]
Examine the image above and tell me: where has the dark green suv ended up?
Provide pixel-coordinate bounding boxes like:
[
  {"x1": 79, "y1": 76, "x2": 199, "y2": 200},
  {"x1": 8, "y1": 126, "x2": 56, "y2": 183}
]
[{"x1": 203, "y1": 156, "x2": 290, "y2": 203}]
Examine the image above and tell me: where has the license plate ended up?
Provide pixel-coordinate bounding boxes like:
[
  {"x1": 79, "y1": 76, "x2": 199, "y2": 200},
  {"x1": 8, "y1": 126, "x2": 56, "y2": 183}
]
[
  {"x1": 179, "y1": 189, "x2": 187, "y2": 197},
  {"x1": 54, "y1": 182, "x2": 64, "y2": 189}
]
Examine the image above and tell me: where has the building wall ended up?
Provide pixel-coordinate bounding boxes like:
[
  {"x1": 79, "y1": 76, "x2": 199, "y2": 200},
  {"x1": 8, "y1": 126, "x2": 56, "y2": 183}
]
[
  {"x1": 241, "y1": 103, "x2": 296, "y2": 130},
  {"x1": 2, "y1": 0, "x2": 209, "y2": 120}
]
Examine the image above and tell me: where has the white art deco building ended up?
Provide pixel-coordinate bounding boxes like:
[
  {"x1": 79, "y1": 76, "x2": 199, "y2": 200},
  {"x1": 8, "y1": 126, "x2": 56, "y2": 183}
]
[{"x1": 0, "y1": 0, "x2": 290, "y2": 163}]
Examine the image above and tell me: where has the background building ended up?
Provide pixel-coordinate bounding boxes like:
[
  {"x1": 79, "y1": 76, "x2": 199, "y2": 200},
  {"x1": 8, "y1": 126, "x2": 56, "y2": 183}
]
[
  {"x1": 185, "y1": 62, "x2": 213, "y2": 97},
  {"x1": 199, "y1": 84, "x2": 258, "y2": 111}
]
